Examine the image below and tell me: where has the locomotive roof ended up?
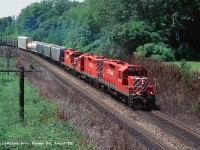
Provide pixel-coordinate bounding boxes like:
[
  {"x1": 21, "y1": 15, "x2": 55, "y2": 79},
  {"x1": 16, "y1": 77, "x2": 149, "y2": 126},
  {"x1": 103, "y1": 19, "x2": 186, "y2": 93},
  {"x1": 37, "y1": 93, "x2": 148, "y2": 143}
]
[
  {"x1": 18, "y1": 36, "x2": 31, "y2": 39},
  {"x1": 104, "y1": 59, "x2": 128, "y2": 66},
  {"x1": 85, "y1": 54, "x2": 104, "y2": 60},
  {"x1": 118, "y1": 65, "x2": 143, "y2": 72},
  {"x1": 66, "y1": 48, "x2": 81, "y2": 54},
  {"x1": 118, "y1": 65, "x2": 128, "y2": 72}
]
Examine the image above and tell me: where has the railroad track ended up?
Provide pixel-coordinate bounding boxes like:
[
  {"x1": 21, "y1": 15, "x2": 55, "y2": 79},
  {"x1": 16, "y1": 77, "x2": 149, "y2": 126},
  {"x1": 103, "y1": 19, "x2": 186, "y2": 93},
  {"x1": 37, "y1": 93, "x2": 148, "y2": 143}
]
[
  {"x1": 21, "y1": 50, "x2": 168, "y2": 150},
  {"x1": 143, "y1": 111, "x2": 200, "y2": 149}
]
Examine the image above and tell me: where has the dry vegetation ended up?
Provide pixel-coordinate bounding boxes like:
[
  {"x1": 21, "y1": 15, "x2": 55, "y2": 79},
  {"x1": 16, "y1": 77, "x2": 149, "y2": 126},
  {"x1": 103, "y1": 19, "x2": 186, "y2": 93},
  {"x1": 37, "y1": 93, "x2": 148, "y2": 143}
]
[
  {"x1": 127, "y1": 54, "x2": 200, "y2": 128},
  {"x1": 13, "y1": 49, "x2": 200, "y2": 149},
  {"x1": 16, "y1": 52, "x2": 145, "y2": 150}
]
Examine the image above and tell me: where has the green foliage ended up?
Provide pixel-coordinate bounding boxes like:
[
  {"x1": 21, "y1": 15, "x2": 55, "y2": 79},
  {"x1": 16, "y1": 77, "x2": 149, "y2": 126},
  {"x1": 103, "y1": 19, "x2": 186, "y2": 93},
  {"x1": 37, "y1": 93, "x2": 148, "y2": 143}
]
[
  {"x1": 0, "y1": 16, "x2": 16, "y2": 37},
  {"x1": 107, "y1": 21, "x2": 153, "y2": 54},
  {"x1": 1, "y1": 0, "x2": 200, "y2": 59},
  {"x1": 83, "y1": 36, "x2": 124, "y2": 58},
  {"x1": 179, "y1": 59, "x2": 191, "y2": 74},
  {"x1": 178, "y1": 59, "x2": 196, "y2": 84},
  {"x1": 136, "y1": 42, "x2": 174, "y2": 61},
  {"x1": 0, "y1": 73, "x2": 89, "y2": 149},
  {"x1": 0, "y1": 16, "x2": 13, "y2": 32}
]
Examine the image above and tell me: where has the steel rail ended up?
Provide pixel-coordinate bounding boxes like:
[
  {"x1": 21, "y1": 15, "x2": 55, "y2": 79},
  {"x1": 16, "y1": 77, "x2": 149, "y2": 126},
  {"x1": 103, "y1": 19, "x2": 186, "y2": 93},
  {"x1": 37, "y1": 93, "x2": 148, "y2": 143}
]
[
  {"x1": 24, "y1": 51, "x2": 168, "y2": 150},
  {"x1": 144, "y1": 110, "x2": 200, "y2": 147}
]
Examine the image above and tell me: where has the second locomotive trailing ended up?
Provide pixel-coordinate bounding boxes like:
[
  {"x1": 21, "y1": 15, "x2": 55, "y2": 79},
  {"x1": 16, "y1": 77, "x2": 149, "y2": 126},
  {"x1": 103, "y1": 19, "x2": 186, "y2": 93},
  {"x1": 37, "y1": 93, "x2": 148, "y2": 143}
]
[{"x1": 6, "y1": 36, "x2": 157, "y2": 110}]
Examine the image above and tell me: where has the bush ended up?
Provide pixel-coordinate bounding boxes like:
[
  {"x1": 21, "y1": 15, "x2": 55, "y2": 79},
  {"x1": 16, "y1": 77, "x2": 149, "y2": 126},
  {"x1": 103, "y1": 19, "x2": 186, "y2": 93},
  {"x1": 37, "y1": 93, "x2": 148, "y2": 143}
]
[
  {"x1": 136, "y1": 42, "x2": 174, "y2": 61},
  {"x1": 179, "y1": 59, "x2": 191, "y2": 74},
  {"x1": 178, "y1": 59, "x2": 194, "y2": 84}
]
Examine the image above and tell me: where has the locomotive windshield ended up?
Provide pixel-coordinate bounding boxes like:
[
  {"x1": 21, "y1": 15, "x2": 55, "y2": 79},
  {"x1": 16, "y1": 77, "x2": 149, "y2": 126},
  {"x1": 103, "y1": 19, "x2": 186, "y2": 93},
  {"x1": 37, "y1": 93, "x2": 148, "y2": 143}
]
[
  {"x1": 73, "y1": 52, "x2": 80, "y2": 58},
  {"x1": 128, "y1": 71, "x2": 143, "y2": 77}
]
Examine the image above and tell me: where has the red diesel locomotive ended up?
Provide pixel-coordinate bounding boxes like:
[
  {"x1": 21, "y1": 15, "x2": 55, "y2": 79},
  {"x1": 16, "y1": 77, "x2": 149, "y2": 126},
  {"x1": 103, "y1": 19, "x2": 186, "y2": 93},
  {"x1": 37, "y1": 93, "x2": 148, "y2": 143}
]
[
  {"x1": 6, "y1": 36, "x2": 157, "y2": 110},
  {"x1": 62, "y1": 49, "x2": 156, "y2": 110}
]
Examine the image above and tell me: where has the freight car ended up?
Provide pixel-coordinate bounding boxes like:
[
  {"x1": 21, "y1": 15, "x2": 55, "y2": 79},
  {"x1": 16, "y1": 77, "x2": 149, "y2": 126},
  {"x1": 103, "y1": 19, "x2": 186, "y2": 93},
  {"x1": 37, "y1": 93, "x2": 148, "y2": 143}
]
[
  {"x1": 4, "y1": 36, "x2": 156, "y2": 110},
  {"x1": 27, "y1": 41, "x2": 44, "y2": 53},
  {"x1": 51, "y1": 45, "x2": 66, "y2": 63},
  {"x1": 18, "y1": 36, "x2": 31, "y2": 50},
  {"x1": 5, "y1": 38, "x2": 18, "y2": 47}
]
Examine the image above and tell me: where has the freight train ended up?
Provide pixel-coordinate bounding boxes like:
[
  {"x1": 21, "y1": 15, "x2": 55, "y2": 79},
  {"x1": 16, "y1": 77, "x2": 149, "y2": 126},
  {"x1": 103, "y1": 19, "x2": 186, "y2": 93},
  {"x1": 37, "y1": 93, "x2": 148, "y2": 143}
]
[{"x1": 4, "y1": 36, "x2": 156, "y2": 110}]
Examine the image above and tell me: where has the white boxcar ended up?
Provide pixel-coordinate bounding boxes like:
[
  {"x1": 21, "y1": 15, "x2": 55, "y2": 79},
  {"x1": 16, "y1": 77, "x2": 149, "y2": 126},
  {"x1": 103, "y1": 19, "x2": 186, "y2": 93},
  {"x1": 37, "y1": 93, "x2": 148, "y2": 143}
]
[
  {"x1": 18, "y1": 36, "x2": 31, "y2": 50},
  {"x1": 43, "y1": 44, "x2": 53, "y2": 58},
  {"x1": 37, "y1": 42, "x2": 47, "y2": 55},
  {"x1": 28, "y1": 41, "x2": 46, "y2": 54},
  {"x1": 51, "y1": 45, "x2": 66, "y2": 62},
  {"x1": 27, "y1": 41, "x2": 39, "y2": 52}
]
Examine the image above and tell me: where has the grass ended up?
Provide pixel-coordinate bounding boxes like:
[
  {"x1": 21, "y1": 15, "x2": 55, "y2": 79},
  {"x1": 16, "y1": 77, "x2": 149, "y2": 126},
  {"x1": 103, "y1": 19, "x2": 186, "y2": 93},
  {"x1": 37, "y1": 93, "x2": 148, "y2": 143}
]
[
  {"x1": 168, "y1": 61, "x2": 200, "y2": 71},
  {"x1": 0, "y1": 59, "x2": 91, "y2": 149}
]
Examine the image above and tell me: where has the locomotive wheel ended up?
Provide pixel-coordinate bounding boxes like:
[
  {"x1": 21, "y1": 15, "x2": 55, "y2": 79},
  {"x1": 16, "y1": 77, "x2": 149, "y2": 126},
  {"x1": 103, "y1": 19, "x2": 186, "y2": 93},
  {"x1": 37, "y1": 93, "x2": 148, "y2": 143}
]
[
  {"x1": 96, "y1": 83, "x2": 100, "y2": 89},
  {"x1": 73, "y1": 71, "x2": 77, "y2": 77},
  {"x1": 90, "y1": 80, "x2": 93, "y2": 85},
  {"x1": 85, "y1": 77, "x2": 89, "y2": 83},
  {"x1": 136, "y1": 101, "x2": 142, "y2": 110},
  {"x1": 121, "y1": 98, "x2": 128, "y2": 106},
  {"x1": 133, "y1": 99, "x2": 139, "y2": 110},
  {"x1": 105, "y1": 88, "x2": 108, "y2": 94},
  {"x1": 128, "y1": 98, "x2": 134, "y2": 108},
  {"x1": 125, "y1": 99, "x2": 128, "y2": 106}
]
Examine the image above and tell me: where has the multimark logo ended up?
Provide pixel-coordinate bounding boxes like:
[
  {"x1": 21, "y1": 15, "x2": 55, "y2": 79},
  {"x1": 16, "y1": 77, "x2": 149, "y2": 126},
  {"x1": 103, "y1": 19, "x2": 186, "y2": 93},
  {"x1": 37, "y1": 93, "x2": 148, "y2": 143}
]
[
  {"x1": 89, "y1": 63, "x2": 93, "y2": 68},
  {"x1": 107, "y1": 69, "x2": 114, "y2": 76}
]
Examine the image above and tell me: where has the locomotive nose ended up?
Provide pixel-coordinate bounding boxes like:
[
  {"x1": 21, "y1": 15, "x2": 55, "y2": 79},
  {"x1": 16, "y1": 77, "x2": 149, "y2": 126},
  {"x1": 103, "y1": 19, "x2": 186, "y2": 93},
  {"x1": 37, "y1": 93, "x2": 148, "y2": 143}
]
[{"x1": 128, "y1": 77, "x2": 149, "y2": 95}]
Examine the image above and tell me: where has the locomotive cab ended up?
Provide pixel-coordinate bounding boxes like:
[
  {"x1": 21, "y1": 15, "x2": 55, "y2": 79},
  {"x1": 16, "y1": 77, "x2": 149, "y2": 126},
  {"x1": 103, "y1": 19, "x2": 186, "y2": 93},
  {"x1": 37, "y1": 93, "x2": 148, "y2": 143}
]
[
  {"x1": 127, "y1": 66, "x2": 153, "y2": 94},
  {"x1": 64, "y1": 48, "x2": 82, "y2": 68},
  {"x1": 126, "y1": 65, "x2": 156, "y2": 110}
]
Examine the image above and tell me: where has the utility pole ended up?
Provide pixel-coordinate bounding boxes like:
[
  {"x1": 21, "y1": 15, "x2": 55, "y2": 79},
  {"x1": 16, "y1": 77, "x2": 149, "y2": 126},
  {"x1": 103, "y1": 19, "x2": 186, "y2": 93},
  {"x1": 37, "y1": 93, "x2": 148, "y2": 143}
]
[
  {"x1": 19, "y1": 67, "x2": 25, "y2": 121},
  {"x1": 6, "y1": 50, "x2": 11, "y2": 75},
  {"x1": 0, "y1": 67, "x2": 40, "y2": 122}
]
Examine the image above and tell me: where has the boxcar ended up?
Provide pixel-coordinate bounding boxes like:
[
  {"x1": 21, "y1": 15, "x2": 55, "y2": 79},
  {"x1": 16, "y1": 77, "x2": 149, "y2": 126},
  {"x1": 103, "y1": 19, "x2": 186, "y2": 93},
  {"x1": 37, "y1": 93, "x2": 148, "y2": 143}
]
[
  {"x1": 51, "y1": 45, "x2": 67, "y2": 62},
  {"x1": 13, "y1": 38, "x2": 18, "y2": 47},
  {"x1": 6, "y1": 38, "x2": 12, "y2": 46},
  {"x1": 28, "y1": 41, "x2": 47, "y2": 54},
  {"x1": 43, "y1": 44, "x2": 53, "y2": 58},
  {"x1": 18, "y1": 36, "x2": 31, "y2": 50},
  {"x1": 37, "y1": 42, "x2": 46, "y2": 55},
  {"x1": 28, "y1": 41, "x2": 40, "y2": 52}
]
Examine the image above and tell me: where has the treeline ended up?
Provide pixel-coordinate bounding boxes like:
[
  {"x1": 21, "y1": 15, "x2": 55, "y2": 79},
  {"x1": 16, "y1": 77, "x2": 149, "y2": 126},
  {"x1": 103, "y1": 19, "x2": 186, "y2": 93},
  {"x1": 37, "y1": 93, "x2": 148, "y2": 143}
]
[{"x1": 0, "y1": 0, "x2": 200, "y2": 61}]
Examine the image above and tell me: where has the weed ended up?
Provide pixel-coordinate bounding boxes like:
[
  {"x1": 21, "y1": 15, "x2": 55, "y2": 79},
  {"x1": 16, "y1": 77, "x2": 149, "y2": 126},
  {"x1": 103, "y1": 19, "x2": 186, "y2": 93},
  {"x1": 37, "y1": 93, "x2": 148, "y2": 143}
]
[
  {"x1": 191, "y1": 98, "x2": 200, "y2": 117},
  {"x1": 0, "y1": 65, "x2": 90, "y2": 149},
  {"x1": 125, "y1": 55, "x2": 200, "y2": 119}
]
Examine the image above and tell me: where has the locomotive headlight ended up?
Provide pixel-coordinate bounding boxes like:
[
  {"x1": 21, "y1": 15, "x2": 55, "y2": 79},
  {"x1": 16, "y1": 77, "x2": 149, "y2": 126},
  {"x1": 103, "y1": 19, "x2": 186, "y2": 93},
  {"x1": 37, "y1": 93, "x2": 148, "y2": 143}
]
[{"x1": 142, "y1": 79, "x2": 144, "y2": 85}]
